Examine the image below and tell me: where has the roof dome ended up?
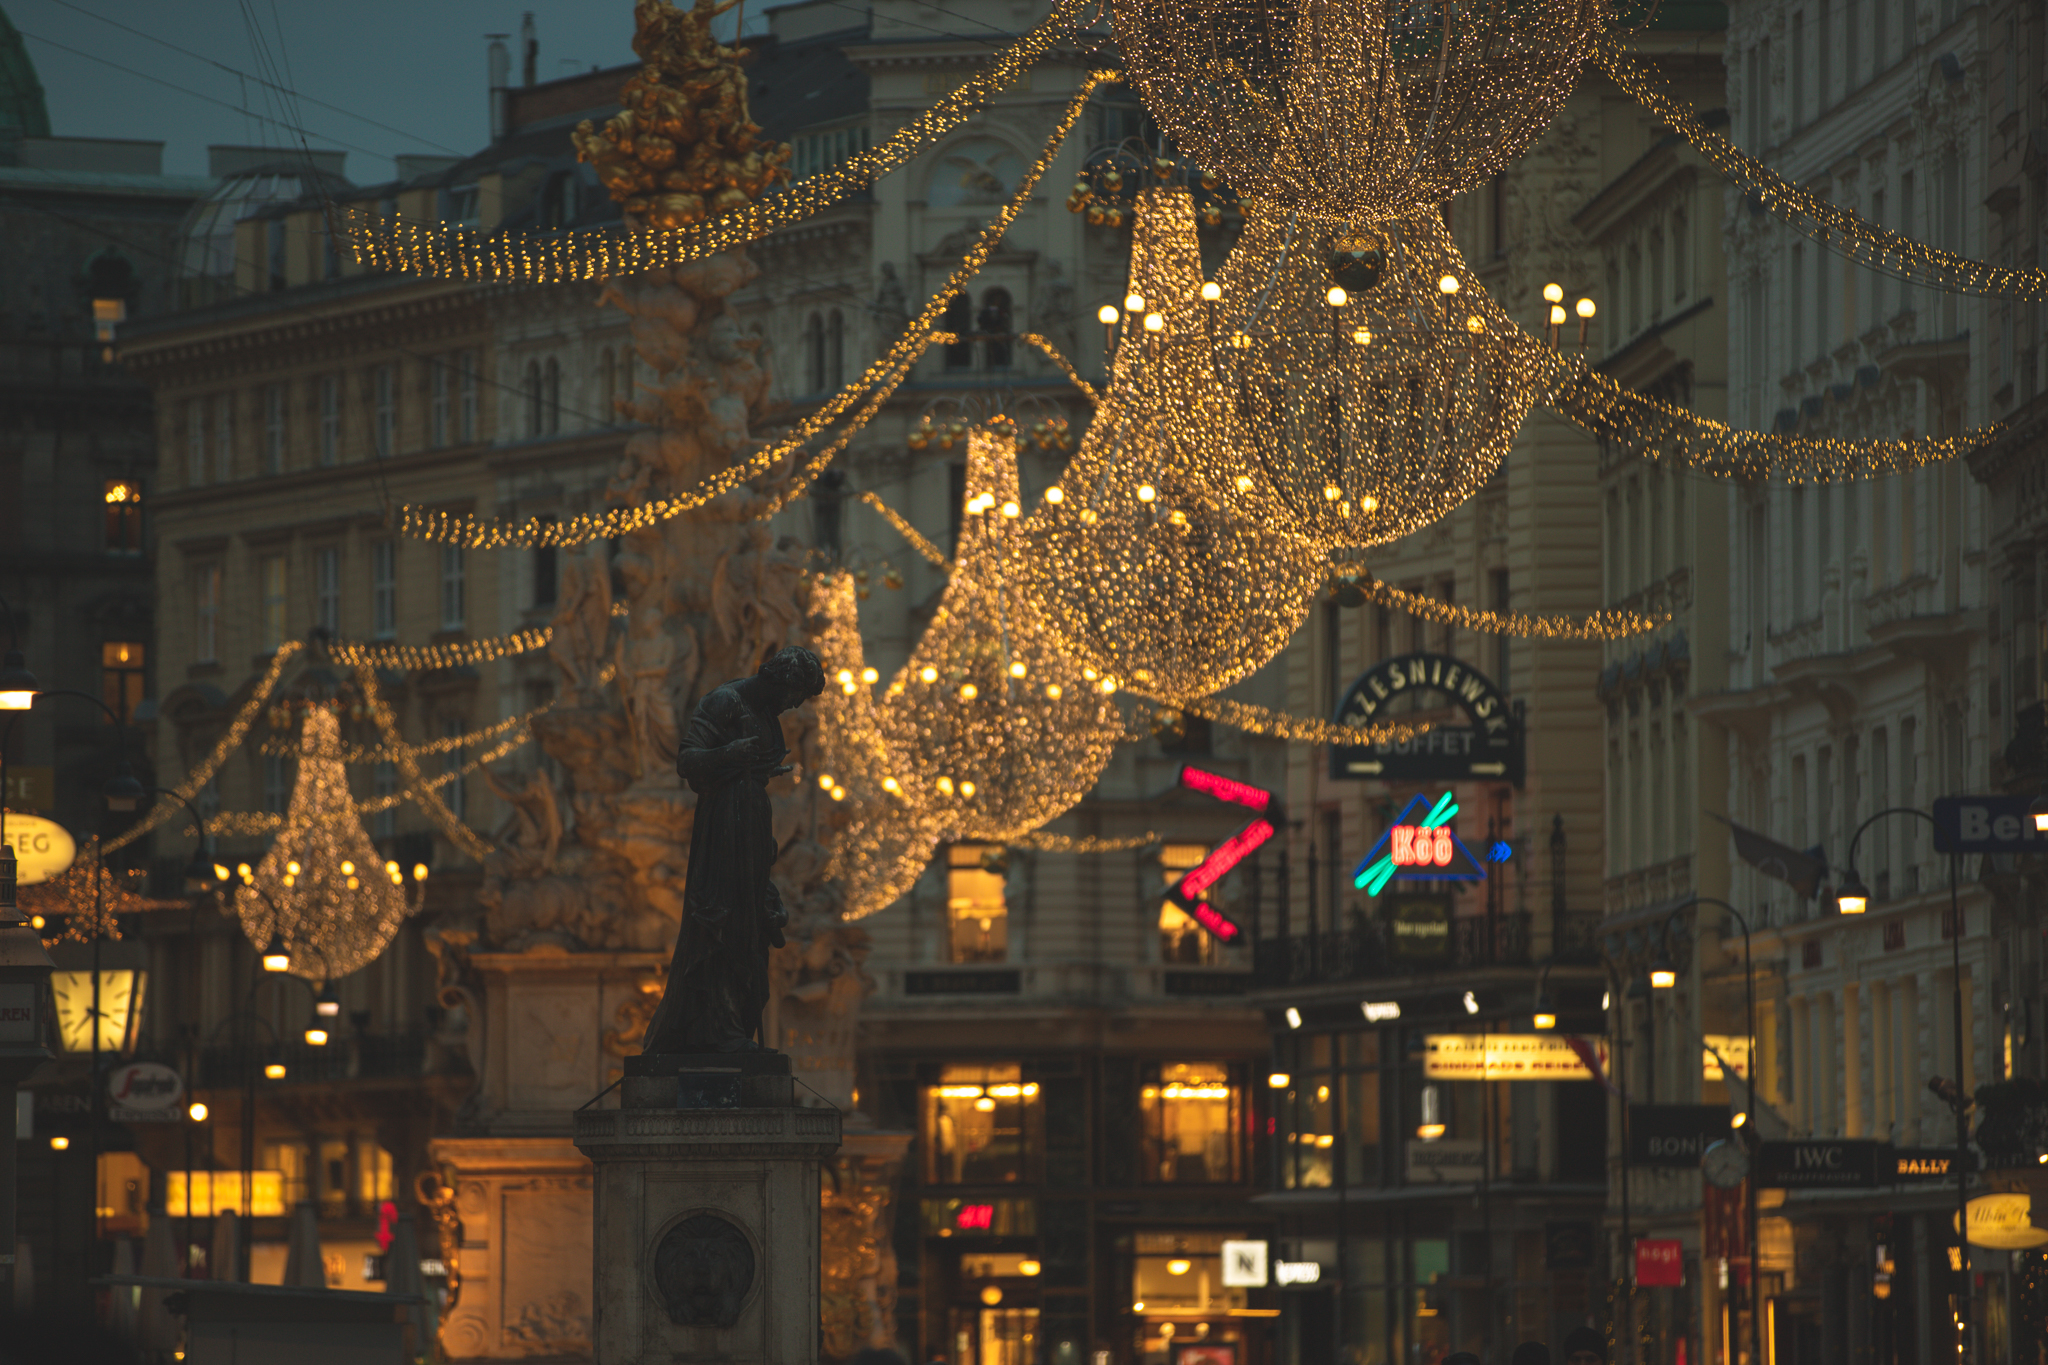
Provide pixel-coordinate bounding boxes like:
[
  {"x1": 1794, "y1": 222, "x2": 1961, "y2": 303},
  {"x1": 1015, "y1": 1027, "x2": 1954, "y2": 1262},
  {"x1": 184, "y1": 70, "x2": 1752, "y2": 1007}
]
[
  {"x1": 176, "y1": 152, "x2": 353, "y2": 306},
  {"x1": 0, "y1": 7, "x2": 52, "y2": 139}
]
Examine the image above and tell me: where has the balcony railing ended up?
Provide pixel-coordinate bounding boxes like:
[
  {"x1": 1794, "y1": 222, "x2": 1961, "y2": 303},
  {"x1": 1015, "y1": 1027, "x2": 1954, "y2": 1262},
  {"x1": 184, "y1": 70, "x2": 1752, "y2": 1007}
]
[{"x1": 1253, "y1": 911, "x2": 1605, "y2": 988}]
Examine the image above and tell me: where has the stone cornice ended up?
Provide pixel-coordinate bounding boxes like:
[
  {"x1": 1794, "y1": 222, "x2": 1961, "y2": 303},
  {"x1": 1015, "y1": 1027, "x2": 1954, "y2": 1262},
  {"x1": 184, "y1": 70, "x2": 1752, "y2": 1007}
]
[{"x1": 120, "y1": 284, "x2": 487, "y2": 380}]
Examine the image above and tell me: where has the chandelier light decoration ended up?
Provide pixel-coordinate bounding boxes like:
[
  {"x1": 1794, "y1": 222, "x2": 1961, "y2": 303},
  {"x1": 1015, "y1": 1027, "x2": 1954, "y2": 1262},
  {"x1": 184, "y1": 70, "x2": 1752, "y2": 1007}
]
[
  {"x1": 1111, "y1": 0, "x2": 1603, "y2": 223},
  {"x1": 1206, "y1": 202, "x2": 1538, "y2": 551},
  {"x1": 1023, "y1": 188, "x2": 1327, "y2": 702},
  {"x1": 231, "y1": 707, "x2": 423, "y2": 980}
]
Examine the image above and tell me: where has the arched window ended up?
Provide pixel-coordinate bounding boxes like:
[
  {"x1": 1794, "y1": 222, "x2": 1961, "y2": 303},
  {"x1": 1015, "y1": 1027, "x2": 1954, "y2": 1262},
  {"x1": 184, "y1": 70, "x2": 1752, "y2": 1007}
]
[
  {"x1": 525, "y1": 360, "x2": 542, "y2": 436},
  {"x1": 942, "y1": 294, "x2": 974, "y2": 370},
  {"x1": 600, "y1": 349, "x2": 617, "y2": 425},
  {"x1": 978, "y1": 288, "x2": 1013, "y2": 369},
  {"x1": 826, "y1": 310, "x2": 845, "y2": 390},
  {"x1": 804, "y1": 313, "x2": 826, "y2": 394},
  {"x1": 544, "y1": 356, "x2": 561, "y2": 434}
]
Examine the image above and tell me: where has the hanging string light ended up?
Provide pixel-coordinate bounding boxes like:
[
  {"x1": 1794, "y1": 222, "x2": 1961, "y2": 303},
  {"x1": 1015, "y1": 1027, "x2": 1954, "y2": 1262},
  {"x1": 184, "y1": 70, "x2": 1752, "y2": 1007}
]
[
  {"x1": 1598, "y1": 40, "x2": 2048, "y2": 300},
  {"x1": 392, "y1": 76, "x2": 1109, "y2": 551},
  {"x1": 1348, "y1": 572, "x2": 1670, "y2": 640},
  {"x1": 327, "y1": 628, "x2": 552, "y2": 670},
  {"x1": 1111, "y1": 0, "x2": 1603, "y2": 224},
  {"x1": 341, "y1": 0, "x2": 1092, "y2": 282},
  {"x1": 231, "y1": 707, "x2": 423, "y2": 979},
  {"x1": 1022, "y1": 188, "x2": 1328, "y2": 702},
  {"x1": 353, "y1": 665, "x2": 493, "y2": 861}
]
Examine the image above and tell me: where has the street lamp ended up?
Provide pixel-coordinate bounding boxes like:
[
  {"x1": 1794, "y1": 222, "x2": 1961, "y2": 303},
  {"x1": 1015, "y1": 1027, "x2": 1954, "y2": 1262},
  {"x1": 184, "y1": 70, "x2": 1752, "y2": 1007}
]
[
  {"x1": 0, "y1": 837, "x2": 57, "y2": 1309},
  {"x1": 2027, "y1": 783, "x2": 2048, "y2": 834},
  {"x1": 1649, "y1": 954, "x2": 1677, "y2": 990},
  {"x1": 1836, "y1": 806, "x2": 1969, "y2": 1359}
]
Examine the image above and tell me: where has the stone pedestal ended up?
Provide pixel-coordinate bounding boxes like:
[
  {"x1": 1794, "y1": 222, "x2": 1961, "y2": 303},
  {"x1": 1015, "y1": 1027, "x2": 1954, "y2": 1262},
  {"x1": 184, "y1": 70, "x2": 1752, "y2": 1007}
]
[{"x1": 574, "y1": 1054, "x2": 842, "y2": 1365}]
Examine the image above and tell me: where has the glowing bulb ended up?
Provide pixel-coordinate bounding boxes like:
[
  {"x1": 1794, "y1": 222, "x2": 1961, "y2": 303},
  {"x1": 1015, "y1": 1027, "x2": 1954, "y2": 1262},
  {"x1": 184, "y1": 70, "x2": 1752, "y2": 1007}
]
[
  {"x1": 213, "y1": 864, "x2": 232, "y2": 882},
  {"x1": 1438, "y1": 274, "x2": 1460, "y2": 295},
  {"x1": 340, "y1": 861, "x2": 354, "y2": 876},
  {"x1": 1009, "y1": 661, "x2": 1027, "y2": 677},
  {"x1": 1136, "y1": 485, "x2": 1156, "y2": 502},
  {"x1": 1326, "y1": 285, "x2": 1348, "y2": 307},
  {"x1": 49, "y1": 1136, "x2": 69, "y2": 1151},
  {"x1": 960, "y1": 780, "x2": 977, "y2": 798},
  {"x1": 1351, "y1": 327, "x2": 1372, "y2": 346},
  {"x1": 1650, "y1": 967, "x2": 1677, "y2": 989},
  {"x1": 936, "y1": 776, "x2": 955, "y2": 796},
  {"x1": 1234, "y1": 474, "x2": 1254, "y2": 492},
  {"x1": 1360, "y1": 493, "x2": 1379, "y2": 512},
  {"x1": 959, "y1": 683, "x2": 978, "y2": 701},
  {"x1": 264, "y1": 1063, "x2": 287, "y2": 1080},
  {"x1": 860, "y1": 667, "x2": 878, "y2": 684},
  {"x1": 1549, "y1": 304, "x2": 1567, "y2": 326},
  {"x1": 1019, "y1": 1258, "x2": 1042, "y2": 1276},
  {"x1": 1044, "y1": 486, "x2": 1063, "y2": 503},
  {"x1": 1229, "y1": 331, "x2": 1252, "y2": 349},
  {"x1": 1533, "y1": 1012, "x2": 1557, "y2": 1030},
  {"x1": 1000, "y1": 499, "x2": 1020, "y2": 517},
  {"x1": 1200, "y1": 281, "x2": 1221, "y2": 301},
  {"x1": 1099, "y1": 677, "x2": 1118, "y2": 694},
  {"x1": 882, "y1": 777, "x2": 900, "y2": 793},
  {"x1": 1097, "y1": 304, "x2": 1118, "y2": 324},
  {"x1": 975, "y1": 1096, "x2": 996, "y2": 1112},
  {"x1": 1323, "y1": 484, "x2": 1342, "y2": 501},
  {"x1": 920, "y1": 665, "x2": 939, "y2": 683},
  {"x1": 1285, "y1": 1007, "x2": 1302, "y2": 1029},
  {"x1": 237, "y1": 863, "x2": 252, "y2": 879},
  {"x1": 188, "y1": 1102, "x2": 208, "y2": 1122},
  {"x1": 286, "y1": 861, "x2": 300, "y2": 876},
  {"x1": 1575, "y1": 297, "x2": 1596, "y2": 318},
  {"x1": 1142, "y1": 311, "x2": 1164, "y2": 332},
  {"x1": 1267, "y1": 1072, "x2": 1290, "y2": 1089},
  {"x1": 829, "y1": 786, "x2": 846, "y2": 802},
  {"x1": 1044, "y1": 683, "x2": 1062, "y2": 699},
  {"x1": 818, "y1": 773, "x2": 836, "y2": 789},
  {"x1": 1167, "y1": 1258, "x2": 1193, "y2": 1276},
  {"x1": 384, "y1": 861, "x2": 399, "y2": 877},
  {"x1": 1731, "y1": 1111, "x2": 1748, "y2": 1129},
  {"x1": 1124, "y1": 292, "x2": 1145, "y2": 312},
  {"x1": 836, "y1": 669, "x2": 854, "y2": 685},
  {"x1": 305, "y1": 1028, "x2": 329, "y2": 1047},
  {"x1": 1542, "y1": 282, "x2": 1564, "y2": 303},
  {"x1": 1465, "y1": 314, "x2": 1485, "y2": 333},
  {"x1": 413, "y1": 864, "x2": 429, "y2": 882}
]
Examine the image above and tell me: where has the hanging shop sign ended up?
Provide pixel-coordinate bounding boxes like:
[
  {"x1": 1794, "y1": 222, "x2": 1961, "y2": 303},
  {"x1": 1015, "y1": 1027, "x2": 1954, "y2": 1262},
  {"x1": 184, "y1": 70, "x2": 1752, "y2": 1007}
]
[
  {"x1": 1163, "y1": 765, "x2": 1278, "y2": 941},
  {"x1": 1634, "y1": 1238, "x2": 1685, "y2": 1288},
  {"x1": 1754, "y1": 1139, "x2": 1887, "y2": 1189},
  {"x1": 2, "y1": 814, "x2": 76, "y2": 886},
  {"x1": 1627, "y1": 1104, "x2": 1732, "y2": 1168},
  {"x1": 1959, "y1": 1194, "x2": 2048, "y2": 1250},
  {"x1": 1219, "y1": 1240, "x2": 1268, "y2": 1287},
  {"x1": 1274, "y1": 1261, "x2": 1324, "y2": 1286},
  {"x1": 1406, "y1": 1138, "x2": 1485, "y2": 1183},
  {"x1": 1330, "y1": 653, "x2": 1524, "y2": 784},
  {"x1": 1388, "y1": 896, "x2": 1451, "y2": 960},
  {"x1": 106, "y1": 1061, "x2": 183, "y2": 1122},
  {"x1": 1932, "y1": 795, "x2": 2048, "y2": 854},
  {"x1": 1352, "y1": 791, "x2": 1487, "y2": 898},
  {"x1": 1423, "y1": 1034, "x2": 1609, "y2": 1082}
]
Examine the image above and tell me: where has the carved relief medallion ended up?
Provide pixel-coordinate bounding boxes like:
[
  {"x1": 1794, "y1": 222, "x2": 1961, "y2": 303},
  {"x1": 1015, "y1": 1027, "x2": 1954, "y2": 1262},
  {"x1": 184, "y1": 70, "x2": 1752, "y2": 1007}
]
[{"x1": 652, "y1": 1213, "x2": 756, "y2": 1327}]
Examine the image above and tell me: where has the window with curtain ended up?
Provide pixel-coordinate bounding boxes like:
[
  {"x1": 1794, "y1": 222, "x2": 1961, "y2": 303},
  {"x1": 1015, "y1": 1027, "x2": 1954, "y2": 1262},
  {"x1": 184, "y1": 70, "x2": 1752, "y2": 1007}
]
[
  {"x1": 1140, "y1": 1063, "x2": 1242, "y2": 1183},
  {"x1": 946, "y1": 844, "x2": 1007, "y2": 962}
]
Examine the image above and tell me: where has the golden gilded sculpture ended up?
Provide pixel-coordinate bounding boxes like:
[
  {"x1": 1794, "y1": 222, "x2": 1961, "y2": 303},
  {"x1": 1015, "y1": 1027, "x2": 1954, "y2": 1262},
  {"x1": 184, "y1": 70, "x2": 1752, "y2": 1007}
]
[{"x1": 573, "y1": 0, "x2": 793, "y2": 230}]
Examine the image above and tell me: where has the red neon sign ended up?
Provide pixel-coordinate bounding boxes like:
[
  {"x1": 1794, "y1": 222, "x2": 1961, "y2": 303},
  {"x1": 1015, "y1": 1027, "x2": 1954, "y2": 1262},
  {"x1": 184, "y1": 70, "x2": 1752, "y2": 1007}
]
[
  {"x1": 1390, "y1": 825, "x2": 1454, "y2": 867},
  {"x1": 1177, "y1": 765, "x2": 1272, "y2": 812},
  {"x1": 955, "y1": 1204, "x2": 994, "y2": 1230},
  {"x1": 1177, "y1": 819, "x2": 1276, "y2": 903}
]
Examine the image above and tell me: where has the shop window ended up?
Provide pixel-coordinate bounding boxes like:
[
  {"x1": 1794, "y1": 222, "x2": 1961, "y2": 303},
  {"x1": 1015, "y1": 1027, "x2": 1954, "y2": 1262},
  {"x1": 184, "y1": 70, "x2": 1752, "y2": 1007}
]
[
  {"x1": 923, "y1": 1063, "x2": 1041, "y2": 1185},
  {"x1": 261, "y1": 1139, "x2": 313, "y2": 1207},
  {"x1": 1140, "y1": 1062, "x2": 1241, "y2": 1183},
  {"x1": 356, "y1": 1137, "x2": 394, "y2": 1206},
  {"x1": 1129, "y1": 1230, "x2": 1250, "y2": 1319},
  {"x1": 103, "y1": 479, "x2": 143, "y2": 554},
  {"x1": 319, "y1": 1136, "x2": 352, "y2": 1217},
  {"x1": 166, "y1": 1169, "x2": 285, "y2": 1217},
  {"x1": 101, "y1": 642, "x2": 144, "y2": 725},
  {"x1": 919, "y1": 1198, "x2": 1037, "y2": 1238},
  {"x1": 95, "y1": 1151, "x2": 152, "y2": 1236},
  {"x1": 1157, "y1": 844, "x2": 1218, "y2": 965},
  {"x1": 947, "y1": 844, "x2": 1008, "y2": 963}
]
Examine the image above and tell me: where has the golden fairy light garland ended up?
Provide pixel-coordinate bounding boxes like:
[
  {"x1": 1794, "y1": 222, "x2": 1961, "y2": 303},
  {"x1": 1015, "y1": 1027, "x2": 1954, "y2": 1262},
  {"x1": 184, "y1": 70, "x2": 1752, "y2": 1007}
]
[
  {"x1": 1113, "y1": 0, "x2": 1602, "y2": 224},
  {"x1": 1164, "y1": 691, "x2": 1427, "y2": 747},
  {"x1": 858, "y1": 490, "x2": 953, "y2": 570},
  {"x1": 328, "y1": 628, "x2": 553, "y2": 670},
  {"x1": 340, "y1": 0, "x2": 1093, "y2": 283},
  {"x1": 1598, "y1": 40, "x2": 2048, "y2": 300},
  {"x1": 1018, "y1": 332, "x2": 1100, "y2": 402},
  {"x1": 105, "y1": 643, "x2": 303, "y2": 853},
  {"x1": 260, "y1": 699, "x2": 550, "y2": 762},
  {"x1": 395, "y1": 76, "x2": 1109, "y2": 551},
  {"x1": 1353, "y1": 573, "x2": 1668, "y2": 639},
  {"x1": 216, "y1": 725, "x2": 535, "y2": 836},
  {"x1": 1014, "y1": 830, "x2": 1160, "y2": 853},
  {"x1": 354, "y1": 664, "x2": 492, "y2": 860}
]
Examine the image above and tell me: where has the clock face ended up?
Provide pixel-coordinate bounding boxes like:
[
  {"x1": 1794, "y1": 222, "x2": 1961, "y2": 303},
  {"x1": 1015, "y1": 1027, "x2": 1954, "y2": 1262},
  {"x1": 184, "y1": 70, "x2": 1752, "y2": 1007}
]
[
  {"x1": 1701, "y1": 1138, "x2": 1749, "y2": 1189},
  {"x1": 50, "y1": 970, "x2": 137, "y2": 1053}
]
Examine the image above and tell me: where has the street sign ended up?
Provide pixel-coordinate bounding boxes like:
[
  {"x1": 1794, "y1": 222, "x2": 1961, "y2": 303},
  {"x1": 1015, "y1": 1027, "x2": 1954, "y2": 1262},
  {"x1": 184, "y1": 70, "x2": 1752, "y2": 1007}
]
[
  {"x1": 1628, "y1": 1104, "x2": 1732, "y2": 1168},
  {"x1": 1, "y1": 814, "x2": 76, "y2": 886},
  {"x1": 1330, "y1": 653, "x2": 1524, "y2": 784},
  {"x1": 1220, "y1": 1239, "x2": 1268, "y2": 1287},
  {"x1": 1932, "y1": 795, "x2": 2048, "y2": 854},
  {"x1": 1755, "y1": 1139, "x2": 1887, "y2": 1189}
]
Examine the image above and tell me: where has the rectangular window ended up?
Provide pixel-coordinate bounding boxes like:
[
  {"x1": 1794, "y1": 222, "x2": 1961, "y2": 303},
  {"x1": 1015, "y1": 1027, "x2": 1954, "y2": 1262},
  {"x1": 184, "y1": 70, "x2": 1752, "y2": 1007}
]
[
  {"x1": 946, "y1": 844, "x2": 1008, "y2": 962},
  {"x1": 103, "y1": 479, "x2": 143, "y2": 554},
  {"x1": 458, "y1": 351, "x2": 478, "y2": 443},
  {"x1": 1141, "y1": 1063, "x2": 1242, "y2": 1183},
  {"x1": 922, "y1": 1063, "x2": 1041, "y2": 1185},
  {"x1": 263, "y1": 383, "x2": 286, "y2": 474},
  {"x1": 100, "y1": 641, "x2": 144, "y2": 725},
  {"x1": 442, "y1": 715, "x2": 466, "y2": 822},
  {"x1": 260, "y1": 554, "x2": 288, "y2": 652},
  {"x1": 194, "y1": 563, "x2": 221, "y2": 663},
  {"x1": 430, "y1": 361, "x2": 450, "y2": 448},
  {"x1": 373, "y1": 364, "x2": 396, "y2": 459},
  {"x1": 314, "y1": 546, "x2": 341, "y2": 636},
  {"x1": 1133, "y1": 1232, "x2": 1253, "y2": 1317},
  {"x1": 186, "y1": 397, "x2": 207, "y2": 486},
  {"x1": 372, "y1": 760, "x2": 397, "y2": 840},
  {"x1": 319, "y1": 376, "x2": 340, "y2": 466},
  {"x1": 439, "y1": 546, "x2": 465, "y2": 629},
  {"x1": 1491, "y1": 569, "x2": 1510, "y2": 694},
  {"x1": 1158, "y1": 844, "x2": 1217, "y2": 965},
  {"x1": 214, "y1": 394, "x2": 233, "y2": 483},
  {"x1": 263, "y1": 753, "x2": 291, "y2": 814},
  {"x1": 371, "y1": 541, "x2": 396, "y2": 639},
  {"x1": 534, "y1": 537, "x2": 558, "y2": 609}
]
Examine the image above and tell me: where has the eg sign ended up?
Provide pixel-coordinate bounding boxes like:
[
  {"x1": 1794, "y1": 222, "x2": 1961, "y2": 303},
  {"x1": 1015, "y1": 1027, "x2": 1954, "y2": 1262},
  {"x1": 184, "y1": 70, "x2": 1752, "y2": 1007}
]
[{"x1": 2, "y1": 815, "x2": 76, "y2": 886}]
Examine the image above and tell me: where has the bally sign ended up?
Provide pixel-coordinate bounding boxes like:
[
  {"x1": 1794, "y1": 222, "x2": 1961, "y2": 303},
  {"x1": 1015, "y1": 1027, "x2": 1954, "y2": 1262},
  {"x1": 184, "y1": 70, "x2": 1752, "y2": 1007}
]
[
  {"x1": 1756, "y1": 1139, "x2": 1887, "y2": 1189},
  {"x1": 1933, "y1": 796, "x2": 2048, "y2": 854},
  {"x1": 1628, "y1": 1104, "x2": 1732, "y2": 1169},
  {"x1": 1330, "y1": 653, "x2": 1524, "y2": 784}
]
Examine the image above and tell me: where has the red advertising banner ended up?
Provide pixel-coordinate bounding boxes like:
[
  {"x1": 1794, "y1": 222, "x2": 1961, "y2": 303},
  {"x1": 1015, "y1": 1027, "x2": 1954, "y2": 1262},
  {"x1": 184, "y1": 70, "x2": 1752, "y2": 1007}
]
[{"x1": 1635, "y1": 1238, "x2": 1684, "y2": 1288}]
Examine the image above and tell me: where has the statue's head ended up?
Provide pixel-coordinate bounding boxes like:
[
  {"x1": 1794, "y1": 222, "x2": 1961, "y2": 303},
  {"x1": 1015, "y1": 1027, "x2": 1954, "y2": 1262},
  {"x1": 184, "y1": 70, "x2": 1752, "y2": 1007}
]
[{"x1": 757, "y1": 645, "x2": 825, "y2": 711}]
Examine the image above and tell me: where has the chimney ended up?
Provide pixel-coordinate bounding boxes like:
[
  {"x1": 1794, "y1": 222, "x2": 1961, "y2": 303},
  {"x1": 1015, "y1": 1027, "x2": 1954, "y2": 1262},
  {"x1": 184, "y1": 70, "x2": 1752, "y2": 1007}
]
[
  {"x1": 486, "y1": 33, "x2": 510, "y2": 141},
  {"x1": 521, "y1": 13, "x2": 538, "y2": 87}
]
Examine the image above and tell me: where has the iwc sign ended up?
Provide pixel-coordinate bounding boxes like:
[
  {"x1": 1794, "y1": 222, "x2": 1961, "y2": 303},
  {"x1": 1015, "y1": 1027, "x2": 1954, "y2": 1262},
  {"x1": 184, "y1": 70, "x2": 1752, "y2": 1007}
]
[{"x1": 1330, "y1": 654, "x2": 1524, "y2": 784}]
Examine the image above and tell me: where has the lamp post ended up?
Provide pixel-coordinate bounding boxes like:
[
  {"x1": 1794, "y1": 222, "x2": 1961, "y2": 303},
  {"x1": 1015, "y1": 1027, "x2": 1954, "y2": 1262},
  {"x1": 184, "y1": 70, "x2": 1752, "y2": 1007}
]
[{"x1": 1834, "y1": 806, "x2": 1968, "y2": 1362}]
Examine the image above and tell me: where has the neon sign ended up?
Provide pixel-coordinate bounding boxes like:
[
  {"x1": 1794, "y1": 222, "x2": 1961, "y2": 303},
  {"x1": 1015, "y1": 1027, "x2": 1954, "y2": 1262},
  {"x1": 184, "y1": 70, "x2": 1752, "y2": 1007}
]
[
  {"x1": 1352, "y1": 791, "x2": 1486, "y2": 897},
  {"x1": 1164, "y1": 766, "x2": 1280, "y2": 940},
  {"x1": 956, "y1": 1204, "x2": 995, "y2": 1231}
]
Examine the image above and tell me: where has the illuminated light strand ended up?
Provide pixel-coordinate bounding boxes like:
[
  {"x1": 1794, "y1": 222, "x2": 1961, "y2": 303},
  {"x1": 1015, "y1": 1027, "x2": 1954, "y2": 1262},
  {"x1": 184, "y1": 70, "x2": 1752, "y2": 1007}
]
[
  {"x1": 260, "y1": 699, "x2": 551, "y2": 762},
  {"x1": 858, "y1": 490, "x2": 954, "y2": 570},
  {"x1": 338, "y1": 0, "x2": 1093, "y2": 283},
  {"x1": 388, "y1": 77, "x2": 1110, "y2": 551},
  {"x1": 353, "y1": 664, "x2": 493, "y2": 861},
  {"x1": 1017, "y1": 332, "x2": 1100, "y2": 402},
  {"x1": 327, "y1": 627, "x2": 553, "y2": 670},
  {"x1": 1158, "y1": 691, "x2": 1429, "y2": 748},
  {"x1": 744, "y1": 338, "x2": 938, "y2": 521},
  {"x1": 21, "y1": 838, "x2": 180, "y2": 945},
  {"x1": 1352, "y1": 573, "x2": 1669, "y2": 639},
  {"x1": 1113, "y1": 0, "x2": 1603, "y2": 224},
  {"x1": 1012, "y1": 830, "x2": 1161, "y2": 853},
  {"x1": 1598, "y1": 40, "x2": 2048, "y2": 300},
  {"x1": 212, "y1": 725, "x2": 536, "y2": 835},
  {"x1": 105, "y1": 643, "x2": 303, "y2": 853}
]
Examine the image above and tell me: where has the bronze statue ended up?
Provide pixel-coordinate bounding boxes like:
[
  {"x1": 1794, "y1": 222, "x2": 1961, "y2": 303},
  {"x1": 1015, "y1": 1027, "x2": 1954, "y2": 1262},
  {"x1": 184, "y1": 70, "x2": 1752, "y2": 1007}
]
[{"x1": 641, "y1": 645, "x2": 826, "y2": 1054}]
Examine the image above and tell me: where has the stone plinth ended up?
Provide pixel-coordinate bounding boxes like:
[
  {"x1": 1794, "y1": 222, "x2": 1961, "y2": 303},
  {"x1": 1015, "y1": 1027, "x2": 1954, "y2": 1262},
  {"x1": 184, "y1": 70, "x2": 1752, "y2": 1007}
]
[
  {"x1": 574, "y1": 1064, "x2": 842, "y2": 1365},
  {"x1": 427, "y1": 1137, "x2": 595, "y2": 1361}
]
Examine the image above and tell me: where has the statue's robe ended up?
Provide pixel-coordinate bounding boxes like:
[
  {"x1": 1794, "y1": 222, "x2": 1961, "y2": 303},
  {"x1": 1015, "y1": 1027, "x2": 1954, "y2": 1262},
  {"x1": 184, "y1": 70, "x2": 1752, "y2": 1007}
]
[{"x1": 642, "y1": 677, "x2": 788, "y2": 1053}]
